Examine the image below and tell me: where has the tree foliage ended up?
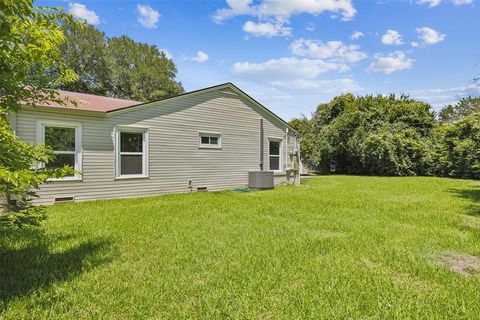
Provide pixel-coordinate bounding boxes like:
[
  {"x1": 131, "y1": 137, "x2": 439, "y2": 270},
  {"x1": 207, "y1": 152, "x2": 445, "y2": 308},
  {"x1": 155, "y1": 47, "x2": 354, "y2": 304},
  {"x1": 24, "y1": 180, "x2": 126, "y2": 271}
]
[
  {"x1": 107, "y1": 36, "x2": 183, "y2": 101},
  {"x1": 291, "y1": 94, "x2": 480, "y2": 179},
  {"x1": 438, "y1": 97, "x2": 480, "y2": 124},
  {"x1": 57, "y1": 20, "x2": 184, "y2": 101},
  {"x1": 435, "y1": 113, "x2": 480, "y2": 179},
  {"x1": 57, "y1": 21, "x2": 111, "y2": 95},
  {"x1": 289, "y1": 117, "x2": 316, "y2": 169},
  {"x1": 0, "y1": 0, "x2": 76, "y2": 112},
  {"x1": 0, "y1": 0, "x2": 76, "y2": 222}
]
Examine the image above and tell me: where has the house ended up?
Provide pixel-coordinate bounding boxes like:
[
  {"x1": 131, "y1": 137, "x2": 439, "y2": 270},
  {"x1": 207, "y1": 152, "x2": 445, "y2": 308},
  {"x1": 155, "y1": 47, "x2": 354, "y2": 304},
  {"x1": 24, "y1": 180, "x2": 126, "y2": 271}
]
[{"x1": 8, "y1": 83, "x2": 300, "y2": 205}]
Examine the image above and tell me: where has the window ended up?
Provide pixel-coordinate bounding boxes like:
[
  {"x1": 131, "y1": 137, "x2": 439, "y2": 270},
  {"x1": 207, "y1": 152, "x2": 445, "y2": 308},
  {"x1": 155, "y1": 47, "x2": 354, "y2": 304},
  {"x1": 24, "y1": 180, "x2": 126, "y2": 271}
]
[
  {"x1": 115, "y1": 127, "x2": 148, "y2": 178},
  {"x1": 269, "y1": 139, "x2": 282, "y2": 172},
  {"x1": 36, "y1": 121, "x2": 82, "y2": 180},
  {"x1": 199, "y1": 132, "x2": 221, "y2": 148}
]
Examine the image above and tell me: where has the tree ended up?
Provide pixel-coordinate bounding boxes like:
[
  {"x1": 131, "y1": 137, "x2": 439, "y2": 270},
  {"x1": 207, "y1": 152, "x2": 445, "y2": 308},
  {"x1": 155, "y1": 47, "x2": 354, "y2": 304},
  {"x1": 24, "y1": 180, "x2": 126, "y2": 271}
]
[
  {"x1": 438, "y1": 97, "x2": 480, "y2": 124},
  {"x1": 107, "y1": 36, "x2": 184, "y2": 102},
  {"x1": 0, "y1": 0, "x2": 76, "y2": 224},
  {"x1": 436, "y1": 112, "x2": 480, "y2": 179},
  {"x1": 0, "y1": 0, "x2": 76, "y2": 112},
  {"x1": 53, "y1": 20, "x2": 184, "y2": 102},
  {"x1": 57, "y1": 20, "x2": 111, "y2": 95},
  {"x1": 303, "y1": 94, "x2": 436, "y2": 175},
  {"x1": 289, "y1": 117, "x2": 317, "y2": 169}
]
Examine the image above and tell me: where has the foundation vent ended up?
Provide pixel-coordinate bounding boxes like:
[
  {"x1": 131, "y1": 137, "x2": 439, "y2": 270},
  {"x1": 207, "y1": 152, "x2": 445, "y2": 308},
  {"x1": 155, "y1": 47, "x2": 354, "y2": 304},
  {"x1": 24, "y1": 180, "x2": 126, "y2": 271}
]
[{"x1": 54, "y1": 196, "x2": 74, "y2": 203}]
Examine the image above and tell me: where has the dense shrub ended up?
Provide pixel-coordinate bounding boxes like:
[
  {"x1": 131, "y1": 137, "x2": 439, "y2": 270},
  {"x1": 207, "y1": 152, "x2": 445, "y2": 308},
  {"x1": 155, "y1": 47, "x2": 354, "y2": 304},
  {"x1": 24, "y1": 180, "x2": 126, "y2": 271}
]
[
  {"x1": 290, "y1": 95, "x2": 480, "y2": 179},
  {"x1": 438, "y1": 113, "x2": 480, "y2": 178}
]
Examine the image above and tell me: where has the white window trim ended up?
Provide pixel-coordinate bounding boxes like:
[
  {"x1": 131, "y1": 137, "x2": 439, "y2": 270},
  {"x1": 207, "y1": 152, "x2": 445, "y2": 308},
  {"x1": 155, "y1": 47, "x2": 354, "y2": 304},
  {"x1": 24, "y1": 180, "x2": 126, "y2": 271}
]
[
  {"x1": 268, "y1": 138, "x2": 283, "y2": 173},
  {"x1": 198, "y1": 131, "x2": 222, "y2": 149},
  {"x1": 36, "y1": 120, "x2": 83, "y2": 181},
  {"x1": 115, "y1": 126, "x2": 149, "y2": 179}
]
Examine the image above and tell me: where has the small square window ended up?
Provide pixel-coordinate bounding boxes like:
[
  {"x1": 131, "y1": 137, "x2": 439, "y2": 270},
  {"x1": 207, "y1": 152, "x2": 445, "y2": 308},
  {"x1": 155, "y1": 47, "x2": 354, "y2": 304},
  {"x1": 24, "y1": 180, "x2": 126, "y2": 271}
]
[{"x1": 199, "y1": 133, "x2": 221, "y2": 148}]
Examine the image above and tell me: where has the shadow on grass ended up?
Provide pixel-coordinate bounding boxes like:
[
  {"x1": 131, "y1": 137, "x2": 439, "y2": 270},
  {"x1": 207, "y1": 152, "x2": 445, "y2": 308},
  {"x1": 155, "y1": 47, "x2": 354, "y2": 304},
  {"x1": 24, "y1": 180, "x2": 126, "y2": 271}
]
[
  {"x1": 449, "y1": 186, "x2": 480, "y2": 216},
  {"x1": 0, "y1": 227, "x2": 113, "y2": 307}
]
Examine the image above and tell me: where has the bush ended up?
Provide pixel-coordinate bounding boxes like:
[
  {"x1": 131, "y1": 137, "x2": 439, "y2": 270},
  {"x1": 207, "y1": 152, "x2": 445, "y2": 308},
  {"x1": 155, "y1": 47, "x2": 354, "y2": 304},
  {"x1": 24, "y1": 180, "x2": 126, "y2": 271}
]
[{"x1": 290, "y1": 94, "x2": 480, "y2": 179}]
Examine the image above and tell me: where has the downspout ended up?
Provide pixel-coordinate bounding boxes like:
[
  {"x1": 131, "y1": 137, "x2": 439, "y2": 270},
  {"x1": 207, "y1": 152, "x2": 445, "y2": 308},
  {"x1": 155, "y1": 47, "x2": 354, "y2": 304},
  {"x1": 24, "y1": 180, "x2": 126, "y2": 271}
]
[
  {"x1": 295, "y1": 133, "x2": 301, "y2": 186},
  {"x1": 259, "y1": 118, "x2": 264, "y2": 171},
  {"x1": 285, "y1": 128, "x2": 288, "y2": 173}
]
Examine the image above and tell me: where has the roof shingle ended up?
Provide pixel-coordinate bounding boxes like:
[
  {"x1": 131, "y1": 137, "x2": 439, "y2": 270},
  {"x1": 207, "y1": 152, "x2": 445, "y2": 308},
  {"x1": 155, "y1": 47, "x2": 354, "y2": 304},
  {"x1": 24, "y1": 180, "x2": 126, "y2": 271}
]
[{"x1": 36, "y1": 90, "x2": 142, "y2": 112}]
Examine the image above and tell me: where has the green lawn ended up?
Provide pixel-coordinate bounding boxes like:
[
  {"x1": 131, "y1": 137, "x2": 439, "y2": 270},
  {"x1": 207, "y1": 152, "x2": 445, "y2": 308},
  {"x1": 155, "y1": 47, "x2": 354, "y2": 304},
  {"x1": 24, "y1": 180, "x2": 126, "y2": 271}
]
[{"x1": 1, "y1": 176, "x2": 480, "y2": 319}]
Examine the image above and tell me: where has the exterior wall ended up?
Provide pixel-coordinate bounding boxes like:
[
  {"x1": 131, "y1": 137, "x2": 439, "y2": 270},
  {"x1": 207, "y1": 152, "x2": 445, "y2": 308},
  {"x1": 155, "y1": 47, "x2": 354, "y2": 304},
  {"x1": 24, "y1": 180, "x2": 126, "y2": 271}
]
[{"x1": 15, "y1": 89, "x2": 298, "y2": 204}]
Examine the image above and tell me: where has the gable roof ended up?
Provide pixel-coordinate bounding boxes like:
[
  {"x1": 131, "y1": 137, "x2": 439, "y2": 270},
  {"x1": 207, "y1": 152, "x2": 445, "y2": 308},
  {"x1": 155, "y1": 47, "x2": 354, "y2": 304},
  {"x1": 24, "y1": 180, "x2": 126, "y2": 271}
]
[
  {"x1": 35, "y1": 90, "x2": 142, "y2": 112},
  {"x1": 30, "y1": 83, "x2": 296, "y2": 132}
]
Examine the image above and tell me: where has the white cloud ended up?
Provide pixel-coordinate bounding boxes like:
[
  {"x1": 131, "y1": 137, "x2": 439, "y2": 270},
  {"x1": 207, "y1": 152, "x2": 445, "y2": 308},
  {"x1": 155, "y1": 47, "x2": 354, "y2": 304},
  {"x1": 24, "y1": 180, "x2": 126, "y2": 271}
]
[
  {"x1": 416, "y1": 27, "x2": 446, "y2": 45},
  {"x1": 191, "y1": 51, "x2": 209, "y2": 63},
  {"x1": 351, "y1": 31, "x2": 364, "y2": 40},
  {"x1": 69, "y1": 3, "x2": 100, "y2": 25},
  {"x1": 213, "y1": 0, "x2": 357, "y2": 23},
  {"x1": 231, "y1": 35, "x2": 367, "y2": 102},
  {"x1": 416, "y1": 0, "x2": 471, "y2": 7},
  {"x1": 408, "y1": 84, "x2": 480, "y2": 108},
  {"x1": 213, "y1": 0, "x2": 253, "y2": 22},
  {"x1": 451, "y1": 0, "x2": 472, "y2": 4},
  {"x1": 231, "y1": 58, "x2": 361, "y2": 99},
  {"x1": 136, "y1": 4, "x2": 160, "y2": 28},
  {"x1": 290, "y1": 39, "x2": 367, "y2": 63},
  {"x1": 411, "y1": 41, "x2": 419, "y2": 47},
  {"x1": 381, "y1": 29, "x2": 404, "y2": 45},
  {"x1": 270, "y1": 78, "x2": 362, "y2": 94},
  {"x1": 232, "y1": 57, "x2": 341, "y2": 81},
  {"x1": 416, "y1": 0, "x2": 441, "y2": 7},
  {"x1": 367, "y1": 51, "x2": 413, "y2": 74},
  {"x1": 243, "y1": 21, "x2": 292, "y2": 37}
]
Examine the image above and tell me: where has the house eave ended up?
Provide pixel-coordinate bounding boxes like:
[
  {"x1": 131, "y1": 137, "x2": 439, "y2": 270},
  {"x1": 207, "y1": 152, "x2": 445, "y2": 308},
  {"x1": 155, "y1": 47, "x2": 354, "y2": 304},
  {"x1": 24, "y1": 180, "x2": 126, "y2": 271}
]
[
  {"x1": 105, "y1": 83, "x2": 297, "y2": 133},
  {"x1": 20, "y1": 83, "x2": 297, "y2": 134},
  {"x1": 21, "y1": 104, "x2": 107, "y2": 117}
]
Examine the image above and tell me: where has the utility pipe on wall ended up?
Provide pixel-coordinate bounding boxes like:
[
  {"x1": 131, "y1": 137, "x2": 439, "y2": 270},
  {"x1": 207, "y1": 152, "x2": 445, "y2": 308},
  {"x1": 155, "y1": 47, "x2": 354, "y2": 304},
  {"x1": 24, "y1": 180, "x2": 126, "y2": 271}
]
[
  {"x1": 285, "y1": 128, "x2": 289, "y2": 172},
  {"x1": 259, "y1": 118, "x2": 264, "y2": 171}
]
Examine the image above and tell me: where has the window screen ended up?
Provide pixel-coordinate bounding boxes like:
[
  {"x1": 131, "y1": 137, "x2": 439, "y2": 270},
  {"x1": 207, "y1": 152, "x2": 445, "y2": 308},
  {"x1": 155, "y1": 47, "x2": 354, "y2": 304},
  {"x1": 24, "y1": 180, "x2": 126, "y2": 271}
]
[
  {"x1": 44, "y1": 126, "x2": 76, "y2": 176},
  {"x1": 119, "y1": 131, "x2": 145, "y2": 176},
  {"x1": 199, "y1": 133, "x2": 221, "y2": 147},
  {"x1": 269, "y1": 140, "x2": 281, "y2": 171}
]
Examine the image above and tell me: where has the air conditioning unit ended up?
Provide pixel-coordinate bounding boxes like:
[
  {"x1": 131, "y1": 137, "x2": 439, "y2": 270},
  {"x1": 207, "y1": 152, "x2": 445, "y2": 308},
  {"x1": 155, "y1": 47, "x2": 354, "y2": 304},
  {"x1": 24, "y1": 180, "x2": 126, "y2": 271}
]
[{"x1": 248, "y1": 171, "x2": 274, "y2": 190}]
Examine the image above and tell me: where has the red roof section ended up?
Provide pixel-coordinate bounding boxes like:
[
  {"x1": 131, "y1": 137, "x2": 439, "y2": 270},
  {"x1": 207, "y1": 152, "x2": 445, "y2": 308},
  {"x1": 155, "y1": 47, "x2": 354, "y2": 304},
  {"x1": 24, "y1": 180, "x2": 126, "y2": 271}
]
[{"x1": 36, "y1": 90, "x2": 142, "y2": 112}]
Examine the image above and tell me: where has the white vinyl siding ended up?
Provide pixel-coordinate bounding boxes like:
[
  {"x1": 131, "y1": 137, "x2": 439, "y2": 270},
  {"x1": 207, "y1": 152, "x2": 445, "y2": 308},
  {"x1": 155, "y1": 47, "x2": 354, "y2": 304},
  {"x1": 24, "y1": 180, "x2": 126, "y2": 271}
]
[{"x1": 17, "y1": 88, "x2": 297, "y2": 204}]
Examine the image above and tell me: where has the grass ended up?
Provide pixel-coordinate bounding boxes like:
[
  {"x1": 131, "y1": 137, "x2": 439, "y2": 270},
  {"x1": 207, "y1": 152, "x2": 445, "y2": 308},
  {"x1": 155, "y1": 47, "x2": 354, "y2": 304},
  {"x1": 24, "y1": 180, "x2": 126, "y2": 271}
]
[{"x1": 1, "y1": 175, "x2": 480, "y2": 319}]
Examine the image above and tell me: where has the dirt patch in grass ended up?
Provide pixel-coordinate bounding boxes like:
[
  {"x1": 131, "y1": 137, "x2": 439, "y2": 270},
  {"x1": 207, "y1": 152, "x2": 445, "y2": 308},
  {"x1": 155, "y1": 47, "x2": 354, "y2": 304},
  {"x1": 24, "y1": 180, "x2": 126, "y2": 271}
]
[{"x1": 433, "y1": 252, "x2": 480, "y2": 276}]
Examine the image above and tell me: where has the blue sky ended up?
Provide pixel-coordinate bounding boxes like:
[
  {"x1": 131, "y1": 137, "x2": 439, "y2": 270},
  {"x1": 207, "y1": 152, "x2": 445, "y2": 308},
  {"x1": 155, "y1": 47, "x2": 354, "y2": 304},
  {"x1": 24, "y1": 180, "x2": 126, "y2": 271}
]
[{"x1": 39, "y1": 0, "x2": 480, "y2": 119}]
